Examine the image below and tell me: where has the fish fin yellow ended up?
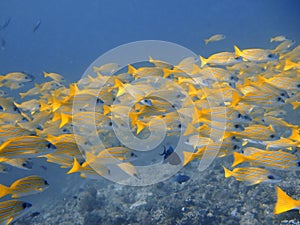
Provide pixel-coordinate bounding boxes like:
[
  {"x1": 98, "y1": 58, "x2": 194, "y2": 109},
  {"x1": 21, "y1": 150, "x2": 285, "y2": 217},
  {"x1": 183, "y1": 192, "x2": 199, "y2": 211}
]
[
  {"x1": 113, "y1": 78, "x2": 123, "y2": 88},
  {"x1": 51, "y1": 97, "x2": 62, "y2": 112},
  {"x1": 199, "y1": 56, "x2": 207, "y2": 67},
  {"x1": 67, "y1": 158, "x2": 81, "y2": 174},
  {"x1": 183, "y1": 123, "x2": 198, "y2": 136},
  {"x1": 223, "y1": 166, "x2": 233, "y2": 178},
  {"x1": 231, "y1": 91, "x2": 242, "y2": 107},
  {"x1": 19, "y1": 93, "x2": 26, "y2": 99},
  {"x1": 127, "y1": 64, "x2": 137, "y2": 75},
  {"x1": 188, "y1": 84, "x2": 198, "y2": 97},
  {"x1": 69, "y1": 83, "x2": 78, "y2": 97},
  {"x1": 43, "y1": 72, "x2": 50, "y2": 78},
  {"x1": 204, "y1": 39, "x2": 209, "y2": 45},
  {"x1": 136, "y1": 120, "x2": 147, "y2": 134},
  {"x1": 0, "y1": 140, "x2": 11, "y2": 151},
  {"x1": 232, "y1": 152, "x2": 247, "y2": 167},
  {"x1": 284, "y1": 59, "x2": 296, "y2": 71},
  {"x1": 290, "y1": 102, "x2": 300, "y2": 110},
  {"x1": 39, "y1": 100, "x2": 50, "y2": 111},
  {"x1": 274, "y1": 186, "x2": 300, "y2": 214},
  {"x1": 234, "y1": 45, "x2": 243, "y2": 58},
  {"x1": 183, "y1": 151, "x2": 195, "y2": 166},
  {"x1": 162, "y1": 68, "x2": 173, "y2": 78},
  {"x1": 0, "y1": 184, "x2": 10, "y2": 198},
  {"x1": 103, "y1": 105, "x2": 111, "y2": 116},
  {"x1": 288, "y1": 128, "x2": 300, "y2": 141},
  {"x1": 60, "y1": 113, "x2": 71, "y2": 128}
]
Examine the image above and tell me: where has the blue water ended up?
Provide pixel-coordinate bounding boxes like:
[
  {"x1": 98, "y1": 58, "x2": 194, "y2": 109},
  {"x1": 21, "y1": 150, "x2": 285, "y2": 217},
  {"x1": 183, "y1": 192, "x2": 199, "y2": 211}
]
[{"x1": 1, "y1": 0, "x2": 300, "y2": 82}]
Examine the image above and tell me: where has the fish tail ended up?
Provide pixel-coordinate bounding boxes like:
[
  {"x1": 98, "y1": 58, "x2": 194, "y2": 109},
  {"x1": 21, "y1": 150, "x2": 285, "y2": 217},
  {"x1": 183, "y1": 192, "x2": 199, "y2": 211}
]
[
  {"x1": 234, "y1": 45, "x2": 243, "y2": 58},
  {"x1": 59, "y1": 113, "x2": 71, "y2": 128},
  {"x1": 43, "y1": 72, "x2": 49, "y2": 78},
  {"x1": 19, "y1": 92, "x2": 26, "y2": 99},
  {"x1": 230, "y1": 91, "x2": 242, "y2": 107},
  {"x1": 0, "y1": 184, "x2": 10, "y2": 198},
  {"x1": 183, "y1": 151, "x2": 195, "y2": 166},
  {"x1": 284, "y1": 59, "x2": 296, "y2": 71},
  {"x1": 127, "y1": 64, "x2": 137, "y2": 75},
  {"x1": 136, "y1": 120, "x2": 147, "y2": 134},
  {"x1": 274, "y1": 186, "x2": 299, "y2": 214},
  {"x1": 66, "y1": 157, "x2": 81, "y2": 174},
  {"x1": 0, "y1": 140, "x2": 11, "y2": 152},
  {"x1": 199, "y1": 56, "x2": 207, "y2": 67},
  {"x1": 39, "y1": 100, "x2": 50, "y2": 111},
  {"x1": 51, "y1": 97, "x2": 62, "y2": 112},
  {"x1": 183, "y1": 123, "x2": 198, "y2": 136},
  {"x1": 162, "y1": 68, "x2": 173, "y2": 78},
  {"x1": 188, "y1": 84, "x2": 198, "y2": 97},
  {"x1": 288, "y1": 128, "x2": 300, "y2": 141},
  {"x1": 232, "y1": 152, "x2": 247, "y2": 167},
  {"x1": 291, "y1": 102, "x2": 300, "y2": 110},
  {"x1": 103, "y1": 105, "x2": 111, "y2": 116},
  {"x1": 69, "y1": 83, "x2": 78, "y2": 97},
  {"x1": 223, "y1": 166, "x2": 233, "y2": 178}
]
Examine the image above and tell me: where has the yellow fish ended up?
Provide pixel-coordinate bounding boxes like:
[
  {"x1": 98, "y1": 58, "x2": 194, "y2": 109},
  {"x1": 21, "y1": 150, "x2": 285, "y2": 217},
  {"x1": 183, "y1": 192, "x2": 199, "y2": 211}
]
[
  {"x1": 232, "y1": 149, "x2": 299, "y2": 170},
  {"x1": 274, "y1": 186, "x2": 300, "y2": 214},
  {"x1": 0, "y1": 136, "x2": 56, "y2": 161},
  {"x1": 0, "y1": 175, "x2": 48, "y2": 198},
  {"x1": 223, "y1": 166, "x2": 281, "y2": 185},
  {"x1": 0, "y1": 200, "x2": 32, "y2": 225},
  {"x1": 234, "y1": 45, "x2": 277, "y2": 62},
  {"x1": 270, "y1": 35, "x2": 287, "y2": 42},
  {"x1": 200, "y1": 52, "x2": 241, "y2": 67},
  {"x1": 204, "y1": 34, "x2": 225, "y2": 44}
]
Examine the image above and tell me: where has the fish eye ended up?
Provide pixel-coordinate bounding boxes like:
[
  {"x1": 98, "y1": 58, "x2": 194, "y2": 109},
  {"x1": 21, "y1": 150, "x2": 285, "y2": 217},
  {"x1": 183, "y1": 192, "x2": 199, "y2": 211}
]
[
  {"x1": 36, "y1": 125, "x2": 43, "y2": 130},
  {"x1": 268, "y1": 54, "x2": 274, "y2": 58},
  {"x1": 47, "y1": 143, "x2": 55, "y2": 149},
  {"x1": 108, "y1": 121, "x2": 113, "y2": 126},
  {"x1": 96, "y1": 98, "x2": 104, "y2": 104},
  {"x1": 297, "y1": 161, "x2": 300, "y2": 167},
  {"x1": 22, "y1": 202, "x2": 32, "y2": 209},
  {"x1": 44, "y1": 180, "x2": 49, "y2": 185},
  {"x1": 233, "y1": 145, "x2": 239, "y2": 150},
  {"x1": 297, "y1": 84, "x2": 300, "y2": 88},
  {"x1": 234, "y1": 124, "x2": 240, "y2": 128},
  {"x1": 237, "y1": 113, "x2": 242, "y2": 118},
  {"x1": 0, "y1": 105, "x2": 3, "y2": 111},
  {"x1": 267, "y1": 175, "x2": 275, "y2": 180},
  {"x1": 178, "y1": 123, "x2": 182, "y2": 128},
  {"x1": 270, "y1": 134, "x2": 275, "y2": 138}
]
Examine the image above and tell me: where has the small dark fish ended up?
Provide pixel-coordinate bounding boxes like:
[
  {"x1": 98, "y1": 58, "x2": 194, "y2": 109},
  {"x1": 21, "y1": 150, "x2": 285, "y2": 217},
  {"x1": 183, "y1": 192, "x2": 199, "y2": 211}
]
[
  {"x1": 173, "y1": 174, "x2": 190, "y2": 184},
  {"x1": 0, "y1": 18, "x2": 11, "y2": 31},
  {"x1": 33, "y1": 20, "x2": 41, "y2": 32},
  {"x1": 160, "y1": 146, "x2": 181, "y2": 165}
]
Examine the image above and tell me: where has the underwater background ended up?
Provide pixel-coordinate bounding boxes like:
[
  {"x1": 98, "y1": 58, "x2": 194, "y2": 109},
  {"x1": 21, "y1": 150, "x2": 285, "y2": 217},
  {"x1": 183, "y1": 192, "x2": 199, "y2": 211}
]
[{"x1": 0, "y1": 0, "x2": 300, "y2": 224}]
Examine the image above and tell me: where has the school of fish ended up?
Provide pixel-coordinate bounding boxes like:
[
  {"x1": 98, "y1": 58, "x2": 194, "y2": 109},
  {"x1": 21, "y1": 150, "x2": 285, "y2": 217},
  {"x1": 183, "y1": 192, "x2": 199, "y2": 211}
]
[{"x1": 0, "y1": 36, "x2": 300, "y2": 224}]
